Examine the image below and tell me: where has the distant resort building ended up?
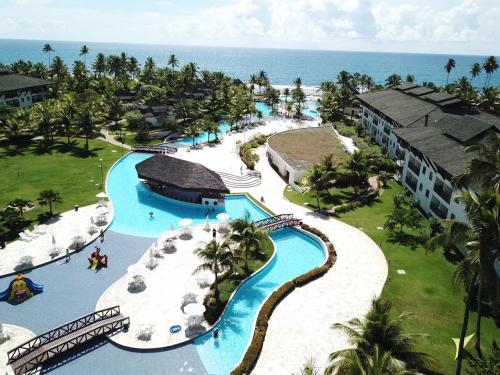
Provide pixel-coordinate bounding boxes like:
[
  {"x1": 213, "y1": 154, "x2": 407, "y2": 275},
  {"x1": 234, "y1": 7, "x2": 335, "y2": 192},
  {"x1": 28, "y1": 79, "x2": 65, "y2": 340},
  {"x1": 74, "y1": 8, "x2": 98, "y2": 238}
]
[
  {"x1": 0, "y1": 69, "x2": 50, "y2": 108},
  {"x1": 357, "y1": 84, "x2": 500, "y2": 221},
  {"x1": 135, "y1": 154, "x2": 229, "y2": 207},
  {"x1": 267, "y1": 127, "x2": 345, "y2": 191}
]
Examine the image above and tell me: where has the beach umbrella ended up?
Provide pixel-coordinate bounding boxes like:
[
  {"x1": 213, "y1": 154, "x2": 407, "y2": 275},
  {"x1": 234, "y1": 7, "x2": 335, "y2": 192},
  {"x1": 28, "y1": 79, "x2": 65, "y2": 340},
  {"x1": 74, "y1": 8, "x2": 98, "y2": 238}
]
[
  {"x1": 187, "y1": 315, "x2": 204, "y2": 328},
  {"x1": 96, "y1": 206, "x2": 108, "y2": 215},
  {"x1": 90, "y1": 216, "x2": 94, "y2": 224},
  {"x1": 178, "y1": 218, "x2": 192, "y2": 227},
  {"x1": 51, "y1": 233, "x2": 56, "y2": 245},
  {"x1": 216, "y1": 213, "x2": 230, "y2": 221},
  {"x1": 96, "y1": 192, "x2": 108, "y2": 198}
]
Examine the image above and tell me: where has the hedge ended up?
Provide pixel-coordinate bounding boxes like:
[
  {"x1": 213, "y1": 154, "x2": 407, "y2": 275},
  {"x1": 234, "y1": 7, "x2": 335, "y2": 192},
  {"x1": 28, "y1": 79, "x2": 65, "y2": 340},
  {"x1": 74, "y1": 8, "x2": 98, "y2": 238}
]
[{"x1": 230, "y1": 225, "x2": 337, "y2": 375}]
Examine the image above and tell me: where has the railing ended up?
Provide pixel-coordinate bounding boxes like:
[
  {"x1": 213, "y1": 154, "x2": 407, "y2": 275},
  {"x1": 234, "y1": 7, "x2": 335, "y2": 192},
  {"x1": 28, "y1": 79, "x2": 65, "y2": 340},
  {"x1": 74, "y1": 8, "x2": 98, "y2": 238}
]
[
  {"x1": 408, "y1": 160, "x2": 421, "y2": 175},
  {"x1": 261, "y1": 219, "x2": 303, "y2": 232},
  {"x1": 404, "y1": 173, "x2": 418, "y2": 192},
  {"x1": 433, "y1": 182, "x2": 452, "y2": 204},
  {"x1": 254, "y1": 214, "x2": 294, "y2": 228},
  {"x1": 7, "y1": 306, "x2": 122, "y2": 363},
  {"x1": 132, "y1": 145, "x2": 177, "y2": 154}
]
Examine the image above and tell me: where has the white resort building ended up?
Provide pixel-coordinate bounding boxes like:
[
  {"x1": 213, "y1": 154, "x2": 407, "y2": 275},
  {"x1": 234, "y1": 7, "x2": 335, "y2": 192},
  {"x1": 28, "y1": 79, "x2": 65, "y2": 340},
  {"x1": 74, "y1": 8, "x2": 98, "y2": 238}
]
[
  {"x1": 357, "y1": 84, "x2": 500, "y2": 221},
  {"x1": 0, "y1": 69, "x2": 51, "y2": 108}
]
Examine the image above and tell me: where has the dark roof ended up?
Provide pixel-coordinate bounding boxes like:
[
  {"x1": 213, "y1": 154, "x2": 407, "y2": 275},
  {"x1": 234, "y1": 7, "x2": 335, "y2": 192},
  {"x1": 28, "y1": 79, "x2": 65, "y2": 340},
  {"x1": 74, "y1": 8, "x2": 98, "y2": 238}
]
[
  {"x1": 405, "y1": 86, "x2": 435, "y2": 96},
  {"x1": 135, "y1": 154, "x2": 229, "y2": 193},
  {"x1": 393, "y1": 83, "x2": 419, "y2": 91},
  {"x1": 435, "y1": 115, "x2": 494, "y2": 142},
  {"x1": 357, "y1": 89, "x2": 438, "y2": 127},
  {"x1": 421, "y1": 91, "x2": 456, "y2": 103},
  {"x1": 394, "y1": 126, "x2": 475, "y2": 177},
  {"x1": 0, "y1": 73, "x2": 51, "y2": 93}
]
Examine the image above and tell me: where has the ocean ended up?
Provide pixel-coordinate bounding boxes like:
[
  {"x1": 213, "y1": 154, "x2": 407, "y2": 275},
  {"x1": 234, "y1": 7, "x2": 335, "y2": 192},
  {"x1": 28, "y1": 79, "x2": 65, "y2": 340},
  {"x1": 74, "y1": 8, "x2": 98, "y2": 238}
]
[{"x1": 0, "y1": 39, "x2": 498, "y2": 88}]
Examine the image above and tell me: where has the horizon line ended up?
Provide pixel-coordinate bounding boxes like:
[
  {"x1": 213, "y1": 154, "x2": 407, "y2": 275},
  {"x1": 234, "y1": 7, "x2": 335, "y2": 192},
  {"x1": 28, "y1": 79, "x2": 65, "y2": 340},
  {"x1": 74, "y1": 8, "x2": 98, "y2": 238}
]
[{"x1": 1, "y1": 37, "x2": 498, "y2": 59}]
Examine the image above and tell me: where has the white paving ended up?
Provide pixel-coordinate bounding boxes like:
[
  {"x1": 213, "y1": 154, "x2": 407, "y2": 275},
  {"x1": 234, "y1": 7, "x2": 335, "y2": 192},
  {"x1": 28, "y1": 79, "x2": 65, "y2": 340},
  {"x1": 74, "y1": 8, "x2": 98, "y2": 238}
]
[
  {"x1": 0, "y1": 324, "x2": 37, "y2": 375},
  {"x1": 177, "y1": 119, "x2": 387, "y2": 374},
  {"x1": 96, "y1": 225, "x2": 223, "y2": 349},
  {"x1": 0, "y1": 204, "x2": 113, "y2": 277}
]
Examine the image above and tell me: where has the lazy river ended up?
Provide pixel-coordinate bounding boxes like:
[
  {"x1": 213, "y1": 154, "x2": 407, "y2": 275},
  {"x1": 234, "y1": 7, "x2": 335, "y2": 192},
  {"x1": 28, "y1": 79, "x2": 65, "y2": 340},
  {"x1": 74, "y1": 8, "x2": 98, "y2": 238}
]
[{"x1": 0, "y1": 152, "x2": 326, "y2": 375}]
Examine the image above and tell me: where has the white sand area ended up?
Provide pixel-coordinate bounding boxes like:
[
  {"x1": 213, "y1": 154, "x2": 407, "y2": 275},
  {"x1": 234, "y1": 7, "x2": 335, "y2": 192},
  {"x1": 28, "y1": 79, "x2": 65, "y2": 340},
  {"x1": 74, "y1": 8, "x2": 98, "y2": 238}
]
[
  {"x1": 96, "y1": 225, "x2": 229, "y2": 349},
  {"x1": 0, "y1": 203, "x2": 113, "y2": 277},
  {"x1": 0, "y1": 324, "x2": 38, "y2": 375}
]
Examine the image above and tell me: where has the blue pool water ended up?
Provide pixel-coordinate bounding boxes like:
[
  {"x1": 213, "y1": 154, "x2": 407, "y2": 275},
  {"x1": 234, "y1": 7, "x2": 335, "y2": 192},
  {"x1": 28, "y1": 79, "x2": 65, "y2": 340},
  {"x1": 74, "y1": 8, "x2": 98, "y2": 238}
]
[
  {"x1": 174, "y1": 121, "x2": 232, "y2": 147},
  {"x1": 195, "y1": 228, "x2": 325, "y2": 375},
  {"x1": 107, "y1": 152, "x2": 267, "y2": 237}
]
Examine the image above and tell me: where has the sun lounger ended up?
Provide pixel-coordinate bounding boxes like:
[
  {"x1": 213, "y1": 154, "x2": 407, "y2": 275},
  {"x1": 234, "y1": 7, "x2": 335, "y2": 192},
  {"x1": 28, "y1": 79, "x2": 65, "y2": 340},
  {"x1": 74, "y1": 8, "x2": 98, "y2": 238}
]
[{"x1": 19, "y1": 232, "x2": 32, "y2": 242}]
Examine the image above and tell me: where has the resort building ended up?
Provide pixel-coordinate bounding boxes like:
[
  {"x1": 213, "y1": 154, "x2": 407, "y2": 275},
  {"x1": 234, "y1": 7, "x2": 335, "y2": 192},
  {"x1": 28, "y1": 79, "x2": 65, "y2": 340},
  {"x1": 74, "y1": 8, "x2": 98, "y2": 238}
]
[
  {"x1": 357, "y1": 85, "x2": 500, "y2": 221},
  {"x1": 135, "y1": 154, "x2": 229, "y2": 207},
  {"x1": 0, "y1": 69, "x2": 50, "y2": 108},
  {"x1": 267, "y1": 127, "x2": 345, "y2": 191}
]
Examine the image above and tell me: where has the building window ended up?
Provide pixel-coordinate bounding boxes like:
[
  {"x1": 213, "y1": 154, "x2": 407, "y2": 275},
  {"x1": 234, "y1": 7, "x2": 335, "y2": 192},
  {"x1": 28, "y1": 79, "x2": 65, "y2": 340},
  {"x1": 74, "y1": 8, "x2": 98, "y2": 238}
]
[
  {"x1": 404, "y1": 172, "x2": 418, "y2": 192},
  {"x1": 433, "y1": 178, "x2": 452, "y2": 204},
  {"x1": 430, "y1": 196, "x2": 448, "y2": 219},
  {"x1": 408, "y1": 155, "x2": 421, "y2": 175},
  {"x1": 429, "y1": 171, "x2": 433, "y2": 180},
  {"x1": 419, "y1": 183, "x2": 423, "y2": 191},
  {"x1": 422, "y1": 166, "x2": 427, "y2": 175},
  {"x1": 451, "y1": 214, "x2": 456, "y2": 219},
  {"x1": 425, "y1": 189, "x2": 429, "y2": 198}
]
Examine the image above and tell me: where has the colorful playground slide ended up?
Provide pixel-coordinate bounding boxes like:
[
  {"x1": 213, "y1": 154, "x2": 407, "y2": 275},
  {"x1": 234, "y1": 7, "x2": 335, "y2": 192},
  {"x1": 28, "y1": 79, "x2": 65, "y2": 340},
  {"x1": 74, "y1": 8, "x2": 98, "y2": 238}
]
[{"x1": 0, "y1": 274, "x2": 43, "y2": 303}]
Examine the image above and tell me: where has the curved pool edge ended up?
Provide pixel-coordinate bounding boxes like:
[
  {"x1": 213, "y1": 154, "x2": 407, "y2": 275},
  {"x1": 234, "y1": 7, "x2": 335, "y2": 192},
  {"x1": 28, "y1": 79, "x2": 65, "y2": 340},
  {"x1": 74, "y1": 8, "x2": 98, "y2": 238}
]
[{"x1": 226, "y1": 227, "x2": 329, "y2": 372}]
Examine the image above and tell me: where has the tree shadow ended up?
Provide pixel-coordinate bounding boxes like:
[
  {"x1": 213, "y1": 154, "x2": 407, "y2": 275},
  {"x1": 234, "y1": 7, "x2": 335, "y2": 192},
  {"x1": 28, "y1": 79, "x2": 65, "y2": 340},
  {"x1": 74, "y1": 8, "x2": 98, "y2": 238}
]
[
  {"x1": 386, "y1": 231, "x2": 422, "y2": 250},
  {"x1": 52, "y1": 140, "x2": 102, "y2": 158},
  {"x1": 0, "y1": 138, "x2": 32, "y2": 158}
]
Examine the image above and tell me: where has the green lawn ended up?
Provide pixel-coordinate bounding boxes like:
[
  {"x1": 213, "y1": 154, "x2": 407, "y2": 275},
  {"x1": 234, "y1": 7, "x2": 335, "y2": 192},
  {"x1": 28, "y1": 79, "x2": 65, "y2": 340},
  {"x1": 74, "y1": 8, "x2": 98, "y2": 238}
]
[
  {"x1": 218, "y1": 236, "x2": 275, "y2": 306},
  {"x1": 284, "y1": 185, "x2": 355, "y2": 211},
  {"x1": 336, "y1": 181, "x2": 498, "y2": 374},
  {"x1": 112, "y1": 131, "x2": 164, "y2": 147},
  {"x1": 0, "y1": 137, "x2": 122, "y2": 236}
]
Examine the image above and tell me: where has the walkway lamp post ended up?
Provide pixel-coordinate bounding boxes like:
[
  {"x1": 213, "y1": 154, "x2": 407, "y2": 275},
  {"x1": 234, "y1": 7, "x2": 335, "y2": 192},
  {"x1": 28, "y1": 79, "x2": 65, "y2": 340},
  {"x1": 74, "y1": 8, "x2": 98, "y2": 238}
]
[
  {"x1": 99, "y1": 158, "x2": 104, "y2": 188},
  {"x1": 117, "y1": 131, "x2": 126, "y2": 155}
]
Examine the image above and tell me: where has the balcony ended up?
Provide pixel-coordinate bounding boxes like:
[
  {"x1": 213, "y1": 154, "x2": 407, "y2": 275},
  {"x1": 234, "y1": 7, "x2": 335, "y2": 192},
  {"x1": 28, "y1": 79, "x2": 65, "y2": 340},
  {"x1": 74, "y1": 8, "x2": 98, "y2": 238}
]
[
  {"x1": 408, "y1": 159, "x2": 421, "y2": 175},
  {"x1": 383, "y1": 125, "x2": 391, "y2": 135},
  {"x1": 433, "y1": 181, "x2": 452, "y2": 204},
  {"x1": 430, "y1": 197, "x2": 448, "y2": 219},
  {"x1": 404, "y1": 173, "x2": 418, "y2": 192}
]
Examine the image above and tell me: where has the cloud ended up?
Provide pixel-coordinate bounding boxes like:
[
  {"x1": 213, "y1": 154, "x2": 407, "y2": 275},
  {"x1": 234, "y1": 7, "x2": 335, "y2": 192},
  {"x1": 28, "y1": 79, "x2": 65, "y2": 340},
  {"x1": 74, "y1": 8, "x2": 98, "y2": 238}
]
[{"x1": 0, "y1": 0, "x2": 499, "y2": 54}]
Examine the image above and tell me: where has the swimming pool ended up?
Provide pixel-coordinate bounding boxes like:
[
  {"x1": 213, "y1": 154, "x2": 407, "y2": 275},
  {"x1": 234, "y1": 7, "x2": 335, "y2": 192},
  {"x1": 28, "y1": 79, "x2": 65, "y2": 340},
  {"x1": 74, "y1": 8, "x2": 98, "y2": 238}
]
[
  {"x1": 108, "y1": 153, "x2": 326, "y2": 373},
  {"x1": 107, "y1": 152, "x2": 267, "y2": 237}
]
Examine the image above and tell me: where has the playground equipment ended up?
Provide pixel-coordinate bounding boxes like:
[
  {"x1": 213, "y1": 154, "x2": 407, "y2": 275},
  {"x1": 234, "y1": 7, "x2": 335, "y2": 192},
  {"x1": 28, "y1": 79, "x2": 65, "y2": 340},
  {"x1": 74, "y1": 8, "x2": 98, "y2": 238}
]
[
  {"x1": 0, "y1": 274, "x2": 43, "y2": 303},
  {"x1": 88, "y1": 247, "x2": 108, "y2": 270}
]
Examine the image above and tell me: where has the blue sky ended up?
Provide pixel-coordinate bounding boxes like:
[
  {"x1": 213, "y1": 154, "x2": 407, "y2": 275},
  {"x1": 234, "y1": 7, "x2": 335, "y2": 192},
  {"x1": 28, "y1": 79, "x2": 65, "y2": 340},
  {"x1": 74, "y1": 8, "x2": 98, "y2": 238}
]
[{"x1": 1, "y1": 0, "x2": 499, "y2": 55}]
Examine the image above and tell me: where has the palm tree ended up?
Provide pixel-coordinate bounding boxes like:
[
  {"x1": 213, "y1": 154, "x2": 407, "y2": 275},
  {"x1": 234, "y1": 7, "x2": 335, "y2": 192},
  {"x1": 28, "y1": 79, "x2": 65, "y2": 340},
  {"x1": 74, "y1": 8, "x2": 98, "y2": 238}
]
[
  {"x1": 385, "y1": 74, "x2": 402, "y2": 87},
  {"x1": 8, "y1": 199, "x2": 33, "y2": 219},
  {"x1": 59, "y1": 93, "x2": 77, "y2": 143},
  {"x1": 336, "y1": 70, "x2": 351, "y2": 89},
  {"x1": 127, "y1": 56, "x2": 140, "y2": 78},
  {"x1": 42, "y1": 43, "x2": 54, "y2": 68},
  {"x1": 469, "y1": 63, "x2": 482, "y2": 84},
  {"x1": 78, "y1": 98, "x2": 101, "y2": 151},
  {"x1": 405, "y1": 74, "x2": 415, "y2": 84},
  {"x1": 37, "y1": 190, "x2": 62, "y2": 217},
  {"x1": 199, "y1": 118, "x2": 219, "y2": 143},
  {"x1": 283, "y1": 87, "x2": 290, "y2": 103},
  {"x1": 483, "y1": 56, "x2": 499, "y2": 88},
  {"x1": 193, "y1": 240, "x2": 234, "y2": 304},
  {"x1": 32, "y1": 100, "x2": 57, "y2": 144},
  {"x1": 184, "y1": 123, "x2": 201, "y2": 146},
  {"x1": 79, "y1": 45, "x2": 89, "y2": 67},
  {"x1": 445, "y1": 58, "x2": 456, "y2": 85},
  {"x1": 228, "y1": 215, "x2": 267, "y2": 274},
  {"x1": 257, "y1": 70, "x2": 269, "y2": 92},
  {"x1": 168, "y1": 54, "x2": 179, "y2": 71},
  {"x1": 92, "y1": 53, "x2": 107, "y2": 77},
  {"x1": 343, "y1": 151, "x2": 369, "y2": 195},
  {"x1": 325, "y1": 298, "x2": 432, "y2": 375},
  {"x1": 302, "y1": 165, "x2": 327, "y2": 210}
]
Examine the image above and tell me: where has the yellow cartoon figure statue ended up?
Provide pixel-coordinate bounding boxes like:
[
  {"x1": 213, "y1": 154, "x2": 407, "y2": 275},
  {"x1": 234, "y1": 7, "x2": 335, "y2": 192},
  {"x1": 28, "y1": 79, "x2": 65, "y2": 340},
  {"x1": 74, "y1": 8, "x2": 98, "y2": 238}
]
[{"x1": 0, "y1": 274, "x2": 44, "y2": 303}]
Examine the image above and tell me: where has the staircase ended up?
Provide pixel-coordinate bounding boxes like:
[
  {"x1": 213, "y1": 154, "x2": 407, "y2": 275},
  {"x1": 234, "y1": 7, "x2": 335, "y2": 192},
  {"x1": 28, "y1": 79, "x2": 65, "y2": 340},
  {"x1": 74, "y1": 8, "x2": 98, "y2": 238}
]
[{"x1": 216, "y1": 171, "x2": 261, "y2": 189}]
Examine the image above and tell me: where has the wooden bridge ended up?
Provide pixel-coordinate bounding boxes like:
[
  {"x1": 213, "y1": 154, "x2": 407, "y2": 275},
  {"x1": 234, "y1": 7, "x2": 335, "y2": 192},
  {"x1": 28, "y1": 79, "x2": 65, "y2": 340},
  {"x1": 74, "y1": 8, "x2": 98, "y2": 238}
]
[
  {"x1": 7, "y1": 306, "x2": 129, "y2": 375},
  {"x1": 254, "y1": 214, "x2": 302, "y2": 232},
  {"x1": 132, "y1": 144, "x2": 177, "y2": 154}
]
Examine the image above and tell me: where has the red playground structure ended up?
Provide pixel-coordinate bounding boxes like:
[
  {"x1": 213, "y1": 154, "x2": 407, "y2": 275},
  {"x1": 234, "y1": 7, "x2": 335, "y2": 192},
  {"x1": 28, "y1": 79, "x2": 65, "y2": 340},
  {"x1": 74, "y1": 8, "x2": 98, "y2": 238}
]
[{"x1": 88, "y1": 247, "x2": 108, "y2": 270}]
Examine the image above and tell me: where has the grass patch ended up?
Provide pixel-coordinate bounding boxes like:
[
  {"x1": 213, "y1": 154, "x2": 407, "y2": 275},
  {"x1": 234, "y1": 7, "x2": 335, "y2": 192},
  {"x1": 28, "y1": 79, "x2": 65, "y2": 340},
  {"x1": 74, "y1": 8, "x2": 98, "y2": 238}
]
[
  {"x1": 218, "y1": 235, "x2": 275, "y2": 307},
  {"x1": 284, "y1": 185, "x2": 355, "y2": 210},
  {"x1": 0, "y1": 137, "x2": 122, "y2": 234},
  {"x1": 113, "y1": 132, "x2": 163, "y2": 147},
  {"x1": 336, "y1": 180, "x2": 498, "y2": 373}
]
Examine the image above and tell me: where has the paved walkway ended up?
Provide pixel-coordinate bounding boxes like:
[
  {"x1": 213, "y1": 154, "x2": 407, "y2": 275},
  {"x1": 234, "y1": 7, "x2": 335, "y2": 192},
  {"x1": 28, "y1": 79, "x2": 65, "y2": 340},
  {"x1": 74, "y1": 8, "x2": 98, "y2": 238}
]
[
  {"x1": 178, "y1": 136, "x2": 388, "y2": 374},
  {"x1": 100, "y1": 127, "x2": 132, "y2": 150}
]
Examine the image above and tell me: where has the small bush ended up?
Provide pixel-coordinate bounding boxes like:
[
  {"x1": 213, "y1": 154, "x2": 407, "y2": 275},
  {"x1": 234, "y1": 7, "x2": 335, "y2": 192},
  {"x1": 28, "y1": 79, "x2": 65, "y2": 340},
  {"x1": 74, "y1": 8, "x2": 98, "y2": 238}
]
[
  {"x1": 293, "y1": 267, "x2": 328, "y2": 287},
  {"x1": 145, "y1": 257, "x2": 158, "y2": 270},
  {"x1": 136, "y1": 325, "x2": 154, "y2": 341},
  {"x1": 14, "y1": 255, "x2": 34, "y2": 271},
  {"x1": 128, "y1": 275, "x2": 146, "y2": 293},
  {"x1": 87, "y1": 225, "x2": 99, "y2": 235},
  {"x1": 0, "y1": 323, "x2": 10, "y2": 345}
]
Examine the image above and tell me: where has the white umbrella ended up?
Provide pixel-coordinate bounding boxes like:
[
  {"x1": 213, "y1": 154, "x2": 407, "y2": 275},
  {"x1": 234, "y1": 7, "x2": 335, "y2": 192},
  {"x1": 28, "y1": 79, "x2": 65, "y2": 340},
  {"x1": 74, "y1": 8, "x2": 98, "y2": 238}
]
[
  {"x1": 178, "y1": 218, "x2": 192, "y2": 227},
  {"x1": 96, "y1": 192, "x2": 108, "y2": 198},
  {"x1": 96, "y1": 206, "x2": 108, "y2": 215},
  {"x1": 51, "y1": 233, "x2": 56, "y2": 245},
  {"x1": 90, "y1": 216, "x2": 94, "y2": 224},
  {"x1": 216, "y1": 213, "x2": 230, "y2": 221}
]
